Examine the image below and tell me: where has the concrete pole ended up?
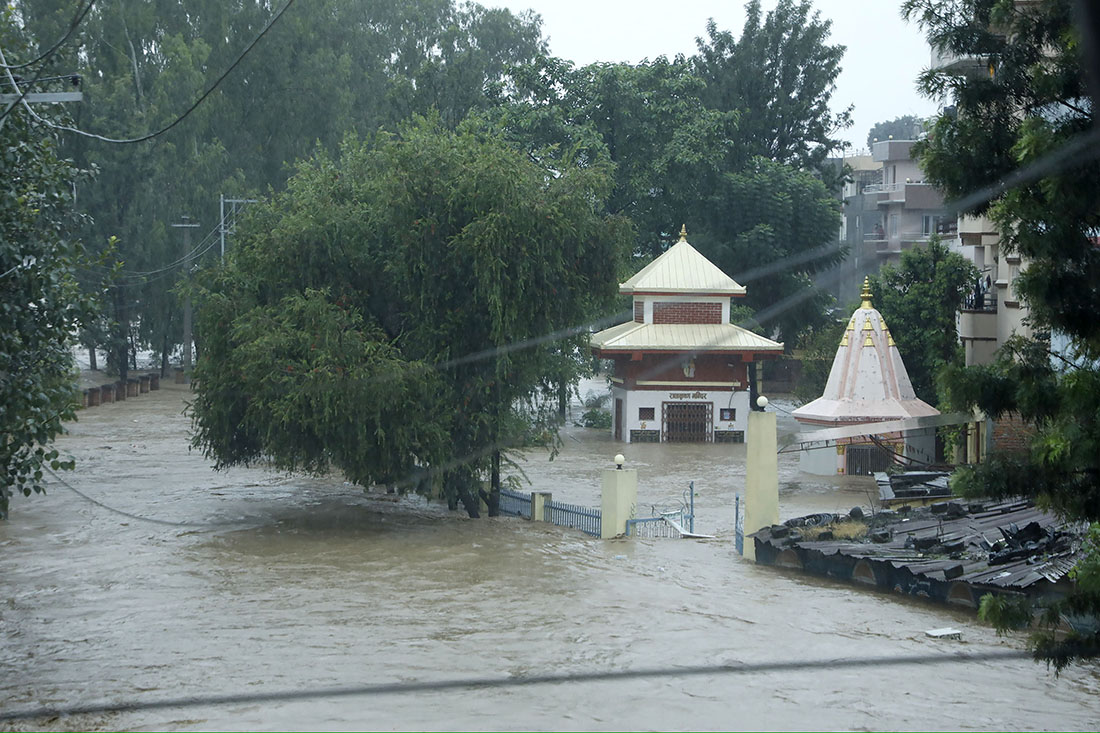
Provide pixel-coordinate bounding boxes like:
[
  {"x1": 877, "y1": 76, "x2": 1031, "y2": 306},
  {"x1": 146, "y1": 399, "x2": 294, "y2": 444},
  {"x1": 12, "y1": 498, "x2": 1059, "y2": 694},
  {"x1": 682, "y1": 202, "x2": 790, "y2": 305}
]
[
  {"x1": 171, "y1": 215, "x2": 200, "y2": 379},
  {"x1": 744, "y1": 399, "x2": 779, "y2": 561},
  {"x1": 601, "y1": 456, "x2": 637, "y2": 539}
]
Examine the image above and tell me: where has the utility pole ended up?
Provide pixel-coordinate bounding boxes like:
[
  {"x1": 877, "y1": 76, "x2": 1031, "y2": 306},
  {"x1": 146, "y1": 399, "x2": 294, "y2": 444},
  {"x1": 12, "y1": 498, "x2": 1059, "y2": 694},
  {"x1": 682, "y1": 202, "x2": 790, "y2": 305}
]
[
  {"x1": 0, "y1": 46, "x2": 83, "y2": 134},
  {"x1": 219, "y1": 194, "x2": 258, "y2": 258},
  {"x1": 171, "y1": 215, "x2": 200, "y2": 378}
]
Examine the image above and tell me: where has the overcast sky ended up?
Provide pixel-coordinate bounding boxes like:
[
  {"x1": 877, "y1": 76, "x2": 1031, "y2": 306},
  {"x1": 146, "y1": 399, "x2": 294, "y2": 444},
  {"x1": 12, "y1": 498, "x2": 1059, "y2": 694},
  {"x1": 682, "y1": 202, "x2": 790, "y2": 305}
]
[{"x1": 493, "y1": 0, "x2": 942, "y2": 152}]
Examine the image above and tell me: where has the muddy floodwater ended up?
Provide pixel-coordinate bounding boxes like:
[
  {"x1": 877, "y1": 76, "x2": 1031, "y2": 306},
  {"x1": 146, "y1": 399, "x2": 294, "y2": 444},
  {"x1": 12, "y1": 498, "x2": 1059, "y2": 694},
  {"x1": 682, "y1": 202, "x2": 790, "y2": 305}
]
[{"x1": 2, "y1": 379, "x2": 1099, "y2": 731}]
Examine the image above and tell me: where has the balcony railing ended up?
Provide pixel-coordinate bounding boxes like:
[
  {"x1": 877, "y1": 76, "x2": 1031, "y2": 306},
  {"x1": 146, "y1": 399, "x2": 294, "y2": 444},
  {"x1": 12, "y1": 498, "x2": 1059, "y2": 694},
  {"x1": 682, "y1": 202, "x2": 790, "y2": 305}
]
[
  {"x1": 863, "y1": 182, "x2": 903, "y2": 195},
  {"x1": 962, "y1": 291, "x2": 997, "y2": 313}
]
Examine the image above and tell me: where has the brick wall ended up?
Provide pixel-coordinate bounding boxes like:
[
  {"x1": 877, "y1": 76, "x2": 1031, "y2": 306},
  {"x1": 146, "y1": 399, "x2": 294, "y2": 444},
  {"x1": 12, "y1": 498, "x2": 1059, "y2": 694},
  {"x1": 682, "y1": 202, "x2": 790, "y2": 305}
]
[
  {"x1": 634, "y1": 300, "x2": 644, "y2": 322},
  {"x1": 992, "y1": 412, "x2": 1035, "y2": 454},
  {"x1": 653, "y1": 302, "x2": 722, "y2": 324}
]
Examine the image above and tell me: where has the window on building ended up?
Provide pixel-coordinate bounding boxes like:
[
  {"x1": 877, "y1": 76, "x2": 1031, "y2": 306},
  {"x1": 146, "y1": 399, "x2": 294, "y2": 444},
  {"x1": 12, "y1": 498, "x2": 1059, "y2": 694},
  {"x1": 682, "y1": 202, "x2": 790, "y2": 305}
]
[
  {"x1": 889, "y1": 214, "x2": 899, "y2": 237},
  {"x1": 639, "y1": 407, "x2": 655, "y2": 420},
  {"x1": 922, "y1": 215, "x2": 943, "y2": 236},
  {"x1": 720, "y1": 408, "x2": 736, "y2": 421}
]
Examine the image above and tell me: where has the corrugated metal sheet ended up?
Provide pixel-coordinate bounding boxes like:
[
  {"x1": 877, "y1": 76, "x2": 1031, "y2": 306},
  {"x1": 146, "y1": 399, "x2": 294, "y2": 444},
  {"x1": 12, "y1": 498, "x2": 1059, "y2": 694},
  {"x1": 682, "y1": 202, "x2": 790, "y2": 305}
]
[
  {"x1": 620, "y1": 240, "x2": 747, "y2": 295},
  {"x1": 590, "y1": 321, "x2": 783, "y2": 352},
  {"x1": 756, "y1": 500, "x2": 1083, "y2": 591}
]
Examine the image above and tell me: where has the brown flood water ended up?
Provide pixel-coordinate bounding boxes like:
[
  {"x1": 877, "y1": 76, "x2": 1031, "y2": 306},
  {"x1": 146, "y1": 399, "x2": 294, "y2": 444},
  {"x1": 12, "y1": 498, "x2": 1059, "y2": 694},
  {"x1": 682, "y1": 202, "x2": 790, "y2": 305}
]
[{"x1": 2, "y1": 378, "x2": 1098, "y2": 731}]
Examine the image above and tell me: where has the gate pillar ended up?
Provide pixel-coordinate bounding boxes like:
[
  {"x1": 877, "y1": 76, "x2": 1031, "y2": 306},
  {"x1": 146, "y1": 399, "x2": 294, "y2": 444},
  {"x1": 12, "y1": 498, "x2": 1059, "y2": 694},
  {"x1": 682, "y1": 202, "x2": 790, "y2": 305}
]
[
  {"x1": 601, "y1": 456, "x2": 637, "y2": 539},
  {"x1": 744, "y1": 398, "x2": 779, "y2": 560}
]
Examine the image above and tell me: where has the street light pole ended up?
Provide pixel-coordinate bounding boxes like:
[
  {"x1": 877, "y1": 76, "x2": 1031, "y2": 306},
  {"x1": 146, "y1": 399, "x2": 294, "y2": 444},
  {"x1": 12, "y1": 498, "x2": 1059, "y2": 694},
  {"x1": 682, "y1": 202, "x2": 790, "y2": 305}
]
[{"x1": 170, "y1": 215, "x2": 200, "y2": 379}]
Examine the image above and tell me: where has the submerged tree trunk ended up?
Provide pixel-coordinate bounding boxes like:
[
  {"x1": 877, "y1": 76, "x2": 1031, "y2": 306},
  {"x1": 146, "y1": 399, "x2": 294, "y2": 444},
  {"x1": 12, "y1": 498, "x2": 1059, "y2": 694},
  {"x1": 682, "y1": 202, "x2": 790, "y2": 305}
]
[
  {"x1": 447, "y1": 468, "x2": 480, "y2": 518},
  {"x1": 487, "y1": 450, "x2": 501, "y2": 517},
  {"x1": 87, "y1": 345, "x2": 97, "y2": 371},
  {"x1": 160, "y1": 331, "x2": 169, "y2": 378},
  {"x1": 110, "y1": 286, "x2": 129, "y2": 383}
]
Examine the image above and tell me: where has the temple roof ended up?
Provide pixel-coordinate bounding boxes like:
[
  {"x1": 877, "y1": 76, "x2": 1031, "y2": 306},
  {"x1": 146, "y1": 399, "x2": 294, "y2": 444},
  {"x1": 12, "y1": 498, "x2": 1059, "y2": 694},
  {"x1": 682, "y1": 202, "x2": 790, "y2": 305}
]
[
  {"x1": 620, "y1": 226, "x2": 747, "y2": 296},
  {"x1": 591, "y1": 321, "x2": 783, "y2": 354},
  {"x1": 792, "y1": 278, "x2": 939, "y2": 425}
]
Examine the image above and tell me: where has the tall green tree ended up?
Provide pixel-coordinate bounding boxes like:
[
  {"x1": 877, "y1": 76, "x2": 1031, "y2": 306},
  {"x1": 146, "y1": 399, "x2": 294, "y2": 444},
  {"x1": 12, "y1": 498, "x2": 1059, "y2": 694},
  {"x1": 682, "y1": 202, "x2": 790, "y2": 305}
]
[
  {"x1": 866, "y1": 114, "x2": 927, "y2": 148},
  {"x1": 693, "y1": 0, "x2": 852, "y2": 176},
  {"x1": 905, "y1": 0, "x2": 1100, "y2": 669},
  {"x1": 191, "y1": 117, "x2": 631, "y2": 517},
  {"x1": 14, "y1": 0, "x2": 546, "y2": 376},
  {"x1": 493, "y1": 45, "x2": 846, "y2": 343},
  {"x1": 1, "y1": 12, "x2": 97, "y2": 518},
  {"x1": 869, "y1": 238, "x2": 977, "y2": 404}
]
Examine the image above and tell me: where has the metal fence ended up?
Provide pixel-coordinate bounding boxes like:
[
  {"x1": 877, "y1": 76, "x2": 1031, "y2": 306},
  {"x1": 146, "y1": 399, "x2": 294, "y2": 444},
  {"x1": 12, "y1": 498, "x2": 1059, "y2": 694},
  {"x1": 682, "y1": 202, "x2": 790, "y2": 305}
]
[
  {"x1": 543, "y1": 498, "x2": 601, "y2": 537},
  {"x1": 625, "y1": 510, "x2": 688, "y2": 538},
  {"x1": 498, "y1": 488, "x2": 532, "y2": 519}
]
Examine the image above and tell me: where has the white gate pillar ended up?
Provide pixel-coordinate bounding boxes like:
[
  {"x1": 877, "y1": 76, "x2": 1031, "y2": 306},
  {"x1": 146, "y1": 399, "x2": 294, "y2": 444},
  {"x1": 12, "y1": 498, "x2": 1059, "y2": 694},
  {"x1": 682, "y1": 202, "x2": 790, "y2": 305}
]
[
  {"x1": 601, "y1": 454, "x2": 638, "y2": 538},
  {"x1": 744, "y1": 398, "x2": 779, "y2": 560}
]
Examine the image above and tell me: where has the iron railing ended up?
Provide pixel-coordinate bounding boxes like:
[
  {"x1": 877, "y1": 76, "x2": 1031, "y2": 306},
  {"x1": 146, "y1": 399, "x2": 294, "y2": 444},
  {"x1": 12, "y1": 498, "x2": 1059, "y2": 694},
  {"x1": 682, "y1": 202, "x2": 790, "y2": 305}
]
[
  {"x1": 626, "y1": 515, "x2": 681, "y2": 538},
  {"x1": 544, "y1": 498, "x2": 601, "y2": 537},
  {"x1": 498, "y1": 488, "x2": 532, "y2": 519},
  {"x1": 963, "y1": 291, "x2": 997, "y2": 312}
]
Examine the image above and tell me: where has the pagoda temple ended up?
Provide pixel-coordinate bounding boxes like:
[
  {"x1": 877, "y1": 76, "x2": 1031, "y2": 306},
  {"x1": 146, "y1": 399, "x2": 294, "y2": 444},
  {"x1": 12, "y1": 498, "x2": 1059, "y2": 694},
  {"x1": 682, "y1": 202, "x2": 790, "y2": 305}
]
[
  {"x1": 590, "y1": 226, "x2": 783, "y2": 443},
  {"x1": 792, "y1": 278, "x2": 940, "y2": 475}
]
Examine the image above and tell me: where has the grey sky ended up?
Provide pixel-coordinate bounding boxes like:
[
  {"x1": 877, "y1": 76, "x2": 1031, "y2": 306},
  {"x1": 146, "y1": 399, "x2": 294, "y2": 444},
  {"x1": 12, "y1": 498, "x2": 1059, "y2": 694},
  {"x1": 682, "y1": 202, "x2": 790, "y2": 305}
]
[{"x1": 494, "y1": 0, "x2": 941, "y2": 152}]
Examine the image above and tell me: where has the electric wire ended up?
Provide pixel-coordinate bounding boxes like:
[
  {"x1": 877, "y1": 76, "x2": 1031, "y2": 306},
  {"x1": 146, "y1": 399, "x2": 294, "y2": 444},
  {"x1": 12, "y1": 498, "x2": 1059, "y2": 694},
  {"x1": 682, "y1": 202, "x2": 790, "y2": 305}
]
[
  {"x1": 0, "y1": 649, "x2": 1051, "y2": 723},
  {"x1": 5, "y1": 0, "x2": 296, "y2": 144},
  {"x1": 0, "y1": 0, "x2": 95, "y2": 125},
  {"x1": 0, "y1": 0, "x2": 96, "y2": 70},
  {"x1": 43, "y1": 466, "x2": 231, "y2": 528}
]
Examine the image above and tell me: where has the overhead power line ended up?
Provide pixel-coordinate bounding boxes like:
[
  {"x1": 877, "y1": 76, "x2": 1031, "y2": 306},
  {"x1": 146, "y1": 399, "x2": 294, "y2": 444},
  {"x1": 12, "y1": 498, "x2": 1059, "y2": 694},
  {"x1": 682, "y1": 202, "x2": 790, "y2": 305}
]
[
  {"x1": 0, "y1": 649, "x2": 1052, "y2": 723},
  {"x1": 0, "y1": 0, "x2": 96, "y2": 69},
  {"x1": 4, "y1": 0, "x2": 296, "y2": 144},
  {"x1": 0, "y1": 0, "x2": 95, "y2": 125}
]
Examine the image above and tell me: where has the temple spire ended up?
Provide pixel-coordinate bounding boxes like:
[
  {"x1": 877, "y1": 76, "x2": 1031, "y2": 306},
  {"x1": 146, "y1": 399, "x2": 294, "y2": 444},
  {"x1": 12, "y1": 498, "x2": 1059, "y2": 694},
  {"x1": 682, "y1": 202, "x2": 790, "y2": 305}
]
[
  {"x1": 860, "y1": 276, "x2": 874, "y2": 310},
  {"x1": 678, "y1": 224, "x2": 688, "y2": 242}
]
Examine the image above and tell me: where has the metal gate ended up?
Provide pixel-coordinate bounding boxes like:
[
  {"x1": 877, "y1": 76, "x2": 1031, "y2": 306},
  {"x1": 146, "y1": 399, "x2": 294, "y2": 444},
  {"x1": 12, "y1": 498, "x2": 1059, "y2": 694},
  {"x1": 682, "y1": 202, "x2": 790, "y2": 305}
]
[
  {"x1": 662, "y1": 402, "x2": 712, "y2": 442},
  {"x1": 846, "y1": 445, "x2": 893, "y2": 476}
]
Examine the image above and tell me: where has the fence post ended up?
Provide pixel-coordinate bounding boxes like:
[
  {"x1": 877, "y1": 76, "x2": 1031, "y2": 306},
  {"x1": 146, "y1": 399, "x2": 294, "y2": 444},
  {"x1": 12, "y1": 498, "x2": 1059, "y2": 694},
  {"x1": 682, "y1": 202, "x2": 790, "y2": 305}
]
[
  {"x1": 531, "y1": 491, "x2": 551, "y2": 522},
  {"x1": 744, "y1": 398, "x2": 779, "y2": 560},
  {"x1": 601, "y1": 457, "x2": 637, "y2": 539}
]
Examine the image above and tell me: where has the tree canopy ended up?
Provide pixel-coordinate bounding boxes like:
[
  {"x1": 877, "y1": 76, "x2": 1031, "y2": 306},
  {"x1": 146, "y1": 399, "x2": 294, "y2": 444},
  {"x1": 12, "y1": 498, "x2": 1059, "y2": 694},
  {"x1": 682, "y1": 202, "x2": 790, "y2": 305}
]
[
  {"x1": 489, "y1": 0, "x2": 851, "y2": 344},
  {"x1": 694, "y1": 0, "x2": 852, "y2": 174},
  {"x1": 190, "y1": 117, "x2": 631, "y2": 517},
  {"x1": 869, "y1": 238, "x2": 976, "y2": 404},
  {"x1": 866, "y1": 114, "x2": 926, "y2": 148},
  {"x1": 12, "y1": 0, "x2": 548, "y2": 377},
  {"x1": 905, "y1": 0, "x2": 1100, "y2": 669},
  {"x1": 1, "y1": 12, "x2": 96, "y2": 518}
]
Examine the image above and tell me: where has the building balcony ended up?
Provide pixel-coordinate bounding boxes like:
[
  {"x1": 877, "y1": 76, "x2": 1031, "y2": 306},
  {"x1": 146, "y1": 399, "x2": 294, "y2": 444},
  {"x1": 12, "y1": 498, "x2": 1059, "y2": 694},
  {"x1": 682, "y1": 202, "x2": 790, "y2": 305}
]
[
  {"x1": 962, "y1": 291, "x2": 997, "y2": 313},
  {"x1": 863, "y1": 182, "x2": 903, "y2": 195},
  {"x1": 862, "y1": 182, "x2": 944, "y2": 211},
  {"x1": 874, "y1": 240, "x2": 902, "y2": 257},
  {"x1": 959, "y1": 301, "x2": 998, "y2": 344},
  {"x1": 931, "y1": 46, "x2": 989, "y2": 78},
  {"x1": 899, "y1": 231, "x2": 936, "y2": 244}
]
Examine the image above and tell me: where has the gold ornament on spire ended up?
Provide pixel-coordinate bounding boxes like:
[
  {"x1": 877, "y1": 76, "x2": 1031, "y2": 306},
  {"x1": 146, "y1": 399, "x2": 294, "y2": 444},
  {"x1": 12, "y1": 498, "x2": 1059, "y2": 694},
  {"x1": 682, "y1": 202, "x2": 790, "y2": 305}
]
[
  {"x1": 679, "y1": 224, "x2": 688, "y2": 242},
  {"x1": 860, "y1": 276, "x2": 874, "y2": 310}
]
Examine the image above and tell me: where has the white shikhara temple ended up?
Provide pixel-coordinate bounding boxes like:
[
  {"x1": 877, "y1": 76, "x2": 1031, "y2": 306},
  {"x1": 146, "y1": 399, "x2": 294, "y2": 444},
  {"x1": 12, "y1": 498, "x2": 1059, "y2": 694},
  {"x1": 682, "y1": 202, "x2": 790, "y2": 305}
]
[
  {"x1": 792, "y1": 278, "x2": 940, "y2": 475},
  {"x1": 590, "y1": 227, "x2": 784, "y2": 443}
]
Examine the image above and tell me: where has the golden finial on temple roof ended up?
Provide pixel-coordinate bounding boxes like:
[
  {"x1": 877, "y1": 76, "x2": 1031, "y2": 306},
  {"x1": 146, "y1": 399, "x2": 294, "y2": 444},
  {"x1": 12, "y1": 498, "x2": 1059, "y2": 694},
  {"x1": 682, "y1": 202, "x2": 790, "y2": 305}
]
[
  {"x1": 860, "y1": 276, "x2": 874, "y2": 309},
  {"x1": 679, "y1": 224, "x2": 688, "y2": 242}
]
